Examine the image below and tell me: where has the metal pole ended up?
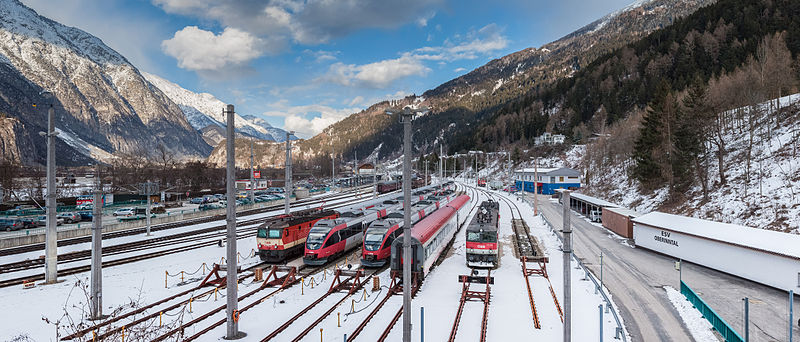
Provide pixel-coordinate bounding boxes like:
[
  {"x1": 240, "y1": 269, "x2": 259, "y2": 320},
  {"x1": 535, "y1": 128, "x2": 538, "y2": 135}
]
[
  {"x1": 90, "y1": 163, "x2": 102, "y2": 319},
  {"x1": 420, "y1": 306, "x2": 425, "y2": 342},
  {"x1": 402, "y1": 108, "x2": 413, "y2": 342},
  {"x1": 146, "y1": 189, "x2": 151, "y2": 236},
  {"x1": 599, "y1": 304, "x2": 603, "y2": 342},
  {"x1": 744, "y1": 297, "x2": 749, "y2": 342},
  {"x1": 563, "y1": 190, "x2": 572, "y2": 342},
  {"x1": 285, "y1": 131, "x2": 292, "y2": 215},
  {"x1": 45, "y1": 103, "x2": 57, "y2": 283},
  {"x1": 225, "y1": 104, "x2": 241, "y2": 339},
  {"x1": 250, "y1": 138, "x2": 255, "y2": 203}
]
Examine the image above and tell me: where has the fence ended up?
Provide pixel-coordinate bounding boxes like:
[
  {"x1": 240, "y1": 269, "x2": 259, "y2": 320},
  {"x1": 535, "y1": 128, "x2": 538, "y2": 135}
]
[
  {"x1": 519, "y1": 193, "x2": 627, "y2": 341},
  {"x1": 680, "y1": 280, "x2": 744, "y2": 342}
]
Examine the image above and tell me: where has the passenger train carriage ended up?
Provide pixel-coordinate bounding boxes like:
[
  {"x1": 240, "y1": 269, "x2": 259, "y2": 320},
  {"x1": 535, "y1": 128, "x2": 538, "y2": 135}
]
[
  {"x1": 466, "y1": 200, "x2": 500, "y2": 267},
  {"x1": 256, "y1": 208, "x2": 338, "y2": 262},
  {"x1": 303, "y1": 198, "x2": 401, "y2": 266},
  {"x1": 390, "y1": 194, "x2": 471, "y2": 280},
  {"x1": 361, "y1": 193, "x2": 455, "y2": 267}
]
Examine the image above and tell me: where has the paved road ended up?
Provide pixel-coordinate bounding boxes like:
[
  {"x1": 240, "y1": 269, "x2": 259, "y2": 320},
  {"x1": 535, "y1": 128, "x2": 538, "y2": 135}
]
[{"x1": 531, "y1": 193, "x2": 799, "y2": 342}]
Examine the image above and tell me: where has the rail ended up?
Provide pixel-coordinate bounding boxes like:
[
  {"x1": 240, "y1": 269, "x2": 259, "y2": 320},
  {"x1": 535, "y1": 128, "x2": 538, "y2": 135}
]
[{"x1": 520, "y1": 194, "x2": 628, "y2": 341}]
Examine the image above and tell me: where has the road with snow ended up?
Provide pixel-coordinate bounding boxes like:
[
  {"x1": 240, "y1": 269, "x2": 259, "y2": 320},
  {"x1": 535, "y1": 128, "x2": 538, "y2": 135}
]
[{"x1": 532, "y1": 192, "x2": 799, "y2": 342}]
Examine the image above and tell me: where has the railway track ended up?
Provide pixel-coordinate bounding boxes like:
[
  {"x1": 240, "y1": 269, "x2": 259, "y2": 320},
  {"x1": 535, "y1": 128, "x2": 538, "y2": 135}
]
[
  {"x1": 0, "y1": 189, "x2": 380, "y2": 288},
  {"x1": 0, "y1": 185, "x2": 374, "y2": 258},
  {"x1": 346, "y1": 184, "x2": 481, "y2": 342}
]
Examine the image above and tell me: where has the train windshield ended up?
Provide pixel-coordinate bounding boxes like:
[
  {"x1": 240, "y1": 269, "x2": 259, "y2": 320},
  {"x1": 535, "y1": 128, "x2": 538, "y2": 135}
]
[
  {"x1": 364, "y1": 228, "x2": 388, "y2": 251},
  {"x1": 258, "y1": 228, "x2": 282, "y2": 239},
  {"x1": 467, "y1": 231, "x2": 497, "y2": 243},
  {"x1": 306, "y1": 229, "x2": 327, "y2": 250}
]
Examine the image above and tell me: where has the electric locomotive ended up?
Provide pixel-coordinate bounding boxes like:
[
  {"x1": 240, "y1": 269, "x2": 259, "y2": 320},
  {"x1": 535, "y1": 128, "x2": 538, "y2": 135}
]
[
  {"x1": 256, "y1": 208, "x2": 338, "y2": 262},
  {"x1": 465, "y1": 200, "x2": 500, "y2": 267}
]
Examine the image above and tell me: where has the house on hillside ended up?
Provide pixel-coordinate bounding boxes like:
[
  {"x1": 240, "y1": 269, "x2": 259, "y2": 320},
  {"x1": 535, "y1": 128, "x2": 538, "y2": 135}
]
[{"x1": 514, "y1": 167, "x2": 581, "y2": 194}]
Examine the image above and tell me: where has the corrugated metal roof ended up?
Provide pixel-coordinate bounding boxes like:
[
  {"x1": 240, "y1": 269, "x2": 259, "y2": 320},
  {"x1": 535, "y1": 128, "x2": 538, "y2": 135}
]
[
  {"x1": 514, "y1": 167, "x2": 580, "y2": 177},
  {"x1": 603, "y1": 207, "x2": 641, "y2": 217},
  {"x1": 570, "y1": 192, "x2": 618, "y2": 207},
  {"x1": 632, "y1": 212, "x2": 800, "y2": 260}
]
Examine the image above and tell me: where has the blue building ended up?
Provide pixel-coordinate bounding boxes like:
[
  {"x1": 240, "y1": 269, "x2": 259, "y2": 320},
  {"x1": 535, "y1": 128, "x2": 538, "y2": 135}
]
[{"x1": 514, "y1": 167, "x2": 581, "y2": 195}]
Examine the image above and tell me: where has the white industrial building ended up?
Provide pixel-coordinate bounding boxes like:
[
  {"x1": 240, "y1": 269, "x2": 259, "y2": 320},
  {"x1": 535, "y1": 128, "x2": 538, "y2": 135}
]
[{"x1": 632, "y1": 212, "x2": 800, "y2": 291}]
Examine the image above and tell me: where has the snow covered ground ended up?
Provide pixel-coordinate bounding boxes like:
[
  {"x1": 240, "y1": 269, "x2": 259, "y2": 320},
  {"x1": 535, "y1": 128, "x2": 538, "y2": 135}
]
[{"x1": 1, "y1": 182, "x2": 626, "y2": 341}]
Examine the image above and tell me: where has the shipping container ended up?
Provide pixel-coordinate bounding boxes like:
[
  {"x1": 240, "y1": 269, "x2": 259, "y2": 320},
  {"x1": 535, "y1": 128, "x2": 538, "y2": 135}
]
[{"x1": 601, "y1": 207, "x2": 641, "y2": 238}]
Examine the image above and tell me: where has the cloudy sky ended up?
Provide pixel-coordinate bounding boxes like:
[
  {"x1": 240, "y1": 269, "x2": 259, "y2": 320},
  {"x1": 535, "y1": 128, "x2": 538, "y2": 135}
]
[{"x1": 24, "y1": 0, "x2": 637, "y2": 138}]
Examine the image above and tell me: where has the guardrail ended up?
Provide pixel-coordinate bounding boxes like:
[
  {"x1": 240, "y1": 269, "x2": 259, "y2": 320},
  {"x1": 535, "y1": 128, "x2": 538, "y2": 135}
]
[
  {"x1": 681, "y1": 280, "x2": 744, "y2": 342},
  {"x1": 517, "y1": 193, "x2": 627, "y2": 341}
]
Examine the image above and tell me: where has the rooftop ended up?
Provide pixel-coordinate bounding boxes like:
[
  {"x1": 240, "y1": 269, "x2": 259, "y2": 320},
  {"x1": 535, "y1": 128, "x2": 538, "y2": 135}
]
[{"x1": 633, "y1": 212, "x2": 800, "y2": 260}]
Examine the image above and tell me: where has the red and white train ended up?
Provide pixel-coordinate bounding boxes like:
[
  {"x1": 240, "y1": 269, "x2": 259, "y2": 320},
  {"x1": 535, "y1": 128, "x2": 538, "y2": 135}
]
[
  {"x1": 465, "y1": 200, "x2": 499, "y2": 267},
  {"x1": 361, "y1": 191, "x2": 456, "y2": 267},
  {"x1": 256, "y1": 208, "x2": 338, "y2": 262},
  {"x1": 390, "y1": 194, "x2": 471, "y2": 279}
]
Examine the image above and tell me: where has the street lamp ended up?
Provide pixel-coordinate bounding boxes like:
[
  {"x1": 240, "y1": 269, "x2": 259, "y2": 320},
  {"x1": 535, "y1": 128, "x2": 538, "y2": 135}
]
[
  {"x1": 386, "y1": 105, "x2": 428, "y2": 342},
  {"x1": 38, "y1": 90, "x2": 59, "y2": 284}
]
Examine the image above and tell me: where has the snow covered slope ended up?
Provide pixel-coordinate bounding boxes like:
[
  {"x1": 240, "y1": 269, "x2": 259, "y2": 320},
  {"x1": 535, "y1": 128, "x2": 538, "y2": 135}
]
[{"x1": 143, "y1": 72, "x2": 294, "y2": 143}]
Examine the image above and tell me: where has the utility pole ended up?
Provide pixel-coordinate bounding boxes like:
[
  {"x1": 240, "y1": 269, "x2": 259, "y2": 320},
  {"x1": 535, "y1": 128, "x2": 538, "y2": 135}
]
[
  {"x1": 249, "y1": 138, "x2": 255, "y2": 203},
  {"x1": 285, "y1": 131, "x2": 294, "y2": 215},
  {"x1": 563, "y1": 190, "x2": 572, "y2": 342},
  {"x1": 41, "y1": 92, "x2": 58, "y2": 284},
  {"x1": 387, "y1": 106, "x2": 427, "y2": 342},
  {"x1": 224, "y1": 104, "x2": 243, "y2": 339},
  {"x1": 90, "y1": 163, "x2": 103, "y2": 319}
]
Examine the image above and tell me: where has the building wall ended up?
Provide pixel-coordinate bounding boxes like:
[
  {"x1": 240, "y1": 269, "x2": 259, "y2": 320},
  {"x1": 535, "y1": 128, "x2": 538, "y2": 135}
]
[
  {"x1": 602, "y1": 208, "x2": 633, "y2": 238},
  {"x1": 633, "y1": 223, "x2": 800, "y2": 291},
  {"x1": 515, "y1": 180, "x2": 581, "y2": 195}
]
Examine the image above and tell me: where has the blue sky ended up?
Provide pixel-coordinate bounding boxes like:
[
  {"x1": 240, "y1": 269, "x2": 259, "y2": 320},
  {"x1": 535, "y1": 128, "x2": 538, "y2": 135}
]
[{"x1": 24, "y1": 0, "x2": 637, "y2": 138}]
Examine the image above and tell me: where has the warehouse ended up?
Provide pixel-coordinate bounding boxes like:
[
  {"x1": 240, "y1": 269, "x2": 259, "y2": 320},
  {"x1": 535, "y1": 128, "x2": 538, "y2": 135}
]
[
  {"x1": 633, "y1": 212, "x2": 800, "y2": 291},
  {"x1": 602, "y1": 207, "x2": 641, "y2": 238}
]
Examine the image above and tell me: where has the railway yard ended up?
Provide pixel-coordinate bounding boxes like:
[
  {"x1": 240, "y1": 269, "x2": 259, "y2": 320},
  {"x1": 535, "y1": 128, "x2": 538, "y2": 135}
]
[
  {"x1": 0, "y1": 181, "x2": 623, "y2": 341},
  {"x1": 3, "y1": 179, "x2": 797, "y2": 341}
]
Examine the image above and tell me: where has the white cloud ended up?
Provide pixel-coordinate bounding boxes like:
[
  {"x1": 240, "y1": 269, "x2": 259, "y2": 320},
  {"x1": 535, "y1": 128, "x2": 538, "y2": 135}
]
[
  {"x1": 348, "y1": 96, "x2": 365, "y2": 106},
  {"x1": 263, "y1": 103, "x2": 360, "y2": 138},
  {"x1": 161, "y1": 26, "x2": 263, "y2": 71},
  {"x1": 154, "y1": 0, "x2": 444, "y2": 47},
  {"x1": 324, "y1": 56, "x2": 430, "y2": 89},
  {"x1": 406, "y1": 23, "x2": 509, "y2": 62}
]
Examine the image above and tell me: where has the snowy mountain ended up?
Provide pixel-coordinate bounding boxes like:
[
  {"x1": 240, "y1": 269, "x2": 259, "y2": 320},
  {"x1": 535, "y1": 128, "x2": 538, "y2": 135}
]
[
  {"x1": 0, "y1": 0, "x2": 211, "y2": 164},
  {"x1": 142, "y1": 72, "x2": 295, "y2": 145}
]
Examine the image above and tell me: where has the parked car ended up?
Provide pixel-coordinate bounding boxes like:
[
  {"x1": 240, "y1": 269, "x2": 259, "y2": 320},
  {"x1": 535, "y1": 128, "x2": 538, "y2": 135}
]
[
  {"x1": 589, "y1": 210, "x2": 602, "y2": 223},
  {"x1": 36, "y1": 215, "x2": 64, "y2": 226},
  {"x1": 190, "y1": 197, "x2": 204, "y2": 204},
  {"x1": 17, "y1": 217, "x2": 39, "y2": 228},
  {"x1": 0, "y1": 218, "x2": 22, "y2": 231},
  {"x1": 77, "y1": 211, "x2": 93, "y2": 221},
  {"x1": 199, "y1": 203, "x2": 224, "y2": 211},
  {"x1": 113, "y1": 208, "x2": 135, "y2": 217},
  {"x1": 57, "y1": 212, "x2": 81, "y2": 224}
]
